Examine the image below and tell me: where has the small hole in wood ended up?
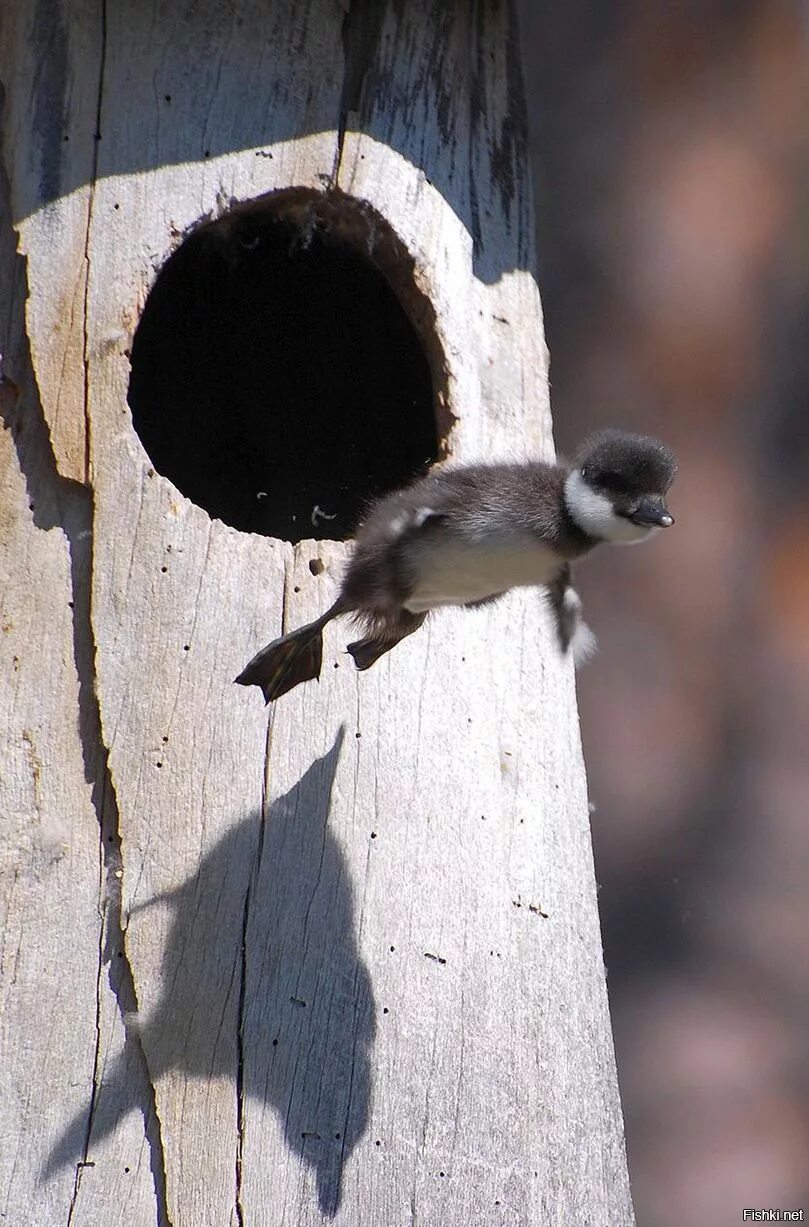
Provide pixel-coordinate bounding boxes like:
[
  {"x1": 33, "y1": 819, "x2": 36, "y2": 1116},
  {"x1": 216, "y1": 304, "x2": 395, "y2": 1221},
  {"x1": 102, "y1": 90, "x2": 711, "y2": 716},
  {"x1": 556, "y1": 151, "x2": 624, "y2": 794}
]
[
  {"x1": 128, "y1": 188, "x2": 448, "y2": 542},
  {"x1": 308, "y1": 558, "x2": 324, "y2": 575}
]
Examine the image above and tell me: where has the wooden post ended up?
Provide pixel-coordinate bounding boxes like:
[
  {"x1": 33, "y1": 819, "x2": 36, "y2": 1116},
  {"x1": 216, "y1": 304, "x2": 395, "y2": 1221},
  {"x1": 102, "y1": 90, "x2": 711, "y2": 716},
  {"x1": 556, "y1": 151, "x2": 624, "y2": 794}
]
[{"x1": 1, "y1": 3, "x2": 635, "y2": 1224}]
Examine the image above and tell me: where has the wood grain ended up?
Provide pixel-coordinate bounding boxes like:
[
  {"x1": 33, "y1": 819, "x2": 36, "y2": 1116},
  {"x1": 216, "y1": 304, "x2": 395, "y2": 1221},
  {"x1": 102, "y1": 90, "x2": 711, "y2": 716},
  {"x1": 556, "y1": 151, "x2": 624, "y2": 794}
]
[
  {"x1": 1, "y1": 2, "x2": 634, "y2": 1223},
  {"x1": 0, "y1": 234, "x2": 157, "y2": 1223}
]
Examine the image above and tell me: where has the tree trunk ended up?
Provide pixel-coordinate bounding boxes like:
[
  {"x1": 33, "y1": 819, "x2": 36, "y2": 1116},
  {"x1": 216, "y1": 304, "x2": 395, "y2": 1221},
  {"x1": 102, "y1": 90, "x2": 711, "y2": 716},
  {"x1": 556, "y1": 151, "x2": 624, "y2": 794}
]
[{"x1": 0, "y1": 2, "x2": 634, "y2": 1224}]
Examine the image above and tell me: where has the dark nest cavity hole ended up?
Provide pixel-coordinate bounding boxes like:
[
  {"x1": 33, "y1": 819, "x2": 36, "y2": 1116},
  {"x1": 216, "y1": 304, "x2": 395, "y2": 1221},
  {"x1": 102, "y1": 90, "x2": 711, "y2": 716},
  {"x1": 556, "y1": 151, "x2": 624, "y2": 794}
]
[{"x1": 127, "y1": 190, "x2": 448, "y2": 542}]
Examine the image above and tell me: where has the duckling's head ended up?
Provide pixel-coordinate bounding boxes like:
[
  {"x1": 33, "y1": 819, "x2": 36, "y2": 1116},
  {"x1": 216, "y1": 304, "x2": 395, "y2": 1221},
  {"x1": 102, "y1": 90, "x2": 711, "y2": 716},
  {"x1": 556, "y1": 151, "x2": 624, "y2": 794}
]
[{"x1": 564, "y1": 429, "x2": 677, "y2": 544}]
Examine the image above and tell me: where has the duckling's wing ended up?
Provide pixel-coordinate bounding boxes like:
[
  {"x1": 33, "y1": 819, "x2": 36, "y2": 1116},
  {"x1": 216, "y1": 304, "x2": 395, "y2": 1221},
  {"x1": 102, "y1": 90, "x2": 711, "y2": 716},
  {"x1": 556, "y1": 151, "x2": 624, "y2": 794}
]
[
  {"x1": 408, "y1": 505, "x2": 449, "y2": 531},
  {"x1": 383, "y1": 503, "x2": 449, "y2": 543}
]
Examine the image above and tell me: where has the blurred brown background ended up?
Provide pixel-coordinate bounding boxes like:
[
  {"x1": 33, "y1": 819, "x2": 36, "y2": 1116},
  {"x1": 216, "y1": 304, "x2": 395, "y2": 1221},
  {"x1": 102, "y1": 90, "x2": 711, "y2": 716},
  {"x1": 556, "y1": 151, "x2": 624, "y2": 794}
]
[{"x1": 519, "y1": 2, "x2": 809, "y2": 1221}]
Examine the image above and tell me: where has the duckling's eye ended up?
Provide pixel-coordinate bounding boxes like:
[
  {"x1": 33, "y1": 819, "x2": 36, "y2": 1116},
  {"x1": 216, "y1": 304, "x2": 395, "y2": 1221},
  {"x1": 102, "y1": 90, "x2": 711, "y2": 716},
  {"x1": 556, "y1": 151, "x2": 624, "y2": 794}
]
[
  {"x1": 580, "y1": 466, "x2": 588, "y2": 479},
  {"x1": 599, "y1": 471, "x2": 627, "y2": 493}
]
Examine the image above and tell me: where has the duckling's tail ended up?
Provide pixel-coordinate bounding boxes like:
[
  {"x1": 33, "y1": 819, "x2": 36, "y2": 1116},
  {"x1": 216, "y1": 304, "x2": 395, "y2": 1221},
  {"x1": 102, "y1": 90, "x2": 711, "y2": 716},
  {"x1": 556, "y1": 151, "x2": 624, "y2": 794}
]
[{"x1": 235, "y1": 600, "x2": 345, "y2": 703}]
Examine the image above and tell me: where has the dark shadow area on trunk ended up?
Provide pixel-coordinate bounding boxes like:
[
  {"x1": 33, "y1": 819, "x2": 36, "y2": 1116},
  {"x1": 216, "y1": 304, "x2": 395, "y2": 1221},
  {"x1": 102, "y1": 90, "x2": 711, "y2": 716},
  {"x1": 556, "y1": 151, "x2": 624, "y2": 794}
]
[
  {"x1": 9, "y1": 0, "x2": 531, "y2": 283},
  {"x1": 46, "y1": 730, "x2": 375, "y2": 1219}
]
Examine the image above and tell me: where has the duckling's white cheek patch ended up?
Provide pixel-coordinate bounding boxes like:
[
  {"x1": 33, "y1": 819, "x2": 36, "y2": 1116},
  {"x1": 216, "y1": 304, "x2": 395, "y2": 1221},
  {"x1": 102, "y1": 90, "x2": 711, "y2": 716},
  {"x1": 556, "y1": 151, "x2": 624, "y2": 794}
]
[
  {"x1": 564, "y1": 470, "x2": 618, "y2": 537},
  {"x1": 564, "y1": 471, "x2": 651, "y2": 544}
]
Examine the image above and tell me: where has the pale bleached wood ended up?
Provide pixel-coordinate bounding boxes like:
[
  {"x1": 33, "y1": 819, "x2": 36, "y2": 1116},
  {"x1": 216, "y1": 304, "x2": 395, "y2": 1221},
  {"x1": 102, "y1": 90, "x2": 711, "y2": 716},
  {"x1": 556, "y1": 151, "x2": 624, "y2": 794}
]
[
  {"x1": 2, "y1": 1, "x2": 635, "y2": 1224},
  {"x1": 237, "y1": 6, "x2": 632, "y2": 1223},
  {"x1": 0, "y1": 0, "x2": 101, "y2": 482},
  {"x1": 335, "y1": 0, "x2": 552, "y2": 464},
  {"x1": 0, "y1": 398, "x2": 95, "y2": 1226},
  {"x1": 0, "y1": 372, "x2": 155, "y2": 1221},
  {"x1": 78, "y1": 4, "x2": 344, "y2": 1222}
]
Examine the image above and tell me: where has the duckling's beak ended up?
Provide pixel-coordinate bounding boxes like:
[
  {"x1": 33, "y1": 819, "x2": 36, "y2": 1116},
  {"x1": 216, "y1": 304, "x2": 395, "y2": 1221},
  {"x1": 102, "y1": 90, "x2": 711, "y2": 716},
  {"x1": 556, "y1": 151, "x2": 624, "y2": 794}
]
[{"x1": 628, "y1": 496, "x2": 674, "y2": 528}]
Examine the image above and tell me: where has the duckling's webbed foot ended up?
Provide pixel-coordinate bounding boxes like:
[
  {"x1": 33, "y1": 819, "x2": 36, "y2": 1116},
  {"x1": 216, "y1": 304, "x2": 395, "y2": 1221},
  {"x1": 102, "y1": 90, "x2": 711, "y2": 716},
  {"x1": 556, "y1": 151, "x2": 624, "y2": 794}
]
[
  {"x1": 235, "y1": 624, "x2": 324, "y2": 702},
  {"x1": 236, "y1": 600, "x2": 347, "y2": 703},
  {"x1": 346, "y1": 636, "x2": 394, "y2": 671},
  {"x1": 346, "y1": 610, "x2": 427, "y2": 672}
]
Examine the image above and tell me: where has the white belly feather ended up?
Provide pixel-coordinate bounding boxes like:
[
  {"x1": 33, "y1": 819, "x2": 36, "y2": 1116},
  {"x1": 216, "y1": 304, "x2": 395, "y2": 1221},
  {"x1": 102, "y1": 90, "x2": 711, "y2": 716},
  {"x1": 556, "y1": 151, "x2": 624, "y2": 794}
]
[{"x1": 403, "y1": 534, "x2": 559, "y2": 613}]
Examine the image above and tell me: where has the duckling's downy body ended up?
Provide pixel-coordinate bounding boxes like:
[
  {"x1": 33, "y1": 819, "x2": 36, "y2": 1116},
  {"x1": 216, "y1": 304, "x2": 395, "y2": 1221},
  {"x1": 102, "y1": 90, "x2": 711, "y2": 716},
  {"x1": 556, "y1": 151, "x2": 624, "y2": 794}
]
[{"x1": 236, "y1": 429, "x2": 677, "y2": 703}]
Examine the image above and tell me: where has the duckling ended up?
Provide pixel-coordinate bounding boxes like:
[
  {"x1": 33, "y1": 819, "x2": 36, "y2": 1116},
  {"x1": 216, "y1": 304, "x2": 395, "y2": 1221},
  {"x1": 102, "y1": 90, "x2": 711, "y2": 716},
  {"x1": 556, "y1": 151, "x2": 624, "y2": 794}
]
[{"x1": 236, "y1": 429, "x2": 676, "y2": 703}]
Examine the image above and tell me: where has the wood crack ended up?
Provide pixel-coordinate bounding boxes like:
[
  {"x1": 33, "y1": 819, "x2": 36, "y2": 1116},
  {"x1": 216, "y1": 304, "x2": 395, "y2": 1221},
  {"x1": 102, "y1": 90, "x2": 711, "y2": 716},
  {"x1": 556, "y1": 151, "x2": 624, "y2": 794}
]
[
  {"x1": 0, "y1": 236, "x2": 172, "y2": 1222},
  {"x1": 234, "y1": 877, "x2": 249, "y2": 1227},
  {"x1": 332, "y1": 0, "x2": 386, "y2": 186},
  {"x1": 73, "y1": 118, "x2": 179, "y2": 1203},
  {"x1": 80, "y1": 0, "x2": 107, "y2": 484},
  {"x1": 101, "y1": 776, "x2": 174, "y2": 1227},
  {"x1": 64, "y1": 827, "x2": 105, "y2": 1227},
  {"x1": 235, "y1": 706, "x2": 276, "y2": 1225},
  {"x1": 56, "y1": 483, "x2": 175, "y2": 1227}
]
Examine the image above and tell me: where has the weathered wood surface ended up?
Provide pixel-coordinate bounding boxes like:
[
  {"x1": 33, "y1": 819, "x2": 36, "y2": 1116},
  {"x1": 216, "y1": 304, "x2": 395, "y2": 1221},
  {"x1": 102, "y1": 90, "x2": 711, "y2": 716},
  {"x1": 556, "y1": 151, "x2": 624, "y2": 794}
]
[
  {"x1": 1, "y1": 2, "x2": 635, "y2": 1225},
  {"x1": 0, "y1": 214, "x2": 157, "y2": 1225}
]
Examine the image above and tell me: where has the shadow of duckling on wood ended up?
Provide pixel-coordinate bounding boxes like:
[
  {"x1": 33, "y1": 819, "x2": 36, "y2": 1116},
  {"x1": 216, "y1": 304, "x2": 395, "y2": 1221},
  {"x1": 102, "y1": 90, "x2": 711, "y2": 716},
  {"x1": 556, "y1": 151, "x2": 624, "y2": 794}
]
[{"x1": 236, "y1": 429, "x2": 677, "y2": 703}]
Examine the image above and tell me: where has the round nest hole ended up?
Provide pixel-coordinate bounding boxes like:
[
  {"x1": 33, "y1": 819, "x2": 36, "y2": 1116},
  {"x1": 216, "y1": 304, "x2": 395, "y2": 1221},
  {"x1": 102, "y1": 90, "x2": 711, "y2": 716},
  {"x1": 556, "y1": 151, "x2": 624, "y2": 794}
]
[{"x1": 128, "y1": 191, "x2": 443, "y2": 542}]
